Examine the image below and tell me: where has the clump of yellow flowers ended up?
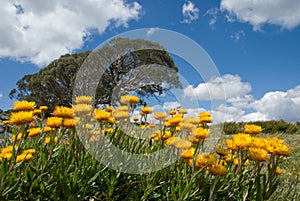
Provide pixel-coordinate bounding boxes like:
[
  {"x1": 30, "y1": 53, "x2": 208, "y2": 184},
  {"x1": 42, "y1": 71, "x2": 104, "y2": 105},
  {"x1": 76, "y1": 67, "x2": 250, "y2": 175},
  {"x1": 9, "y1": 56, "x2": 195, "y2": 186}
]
[
  {"x1": 2, "y1": 95, "x2": 291, "y2": 181},
  {"x1": 149, "y1": 106, "x2": 226, "y2": 176},
  {"x1": 223, "y1": 128, "x2": 290, "y2": 162},
  {"x1": 0, "y1": 145, "x2": 35, "y2": 164}
]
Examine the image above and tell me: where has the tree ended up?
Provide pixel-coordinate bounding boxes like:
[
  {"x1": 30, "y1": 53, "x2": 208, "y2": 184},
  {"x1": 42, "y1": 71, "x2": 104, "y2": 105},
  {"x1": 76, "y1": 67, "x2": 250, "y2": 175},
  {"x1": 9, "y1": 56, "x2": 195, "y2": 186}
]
[{"x1": 10, "y1": 38, "x2": 181, "y2": 111}]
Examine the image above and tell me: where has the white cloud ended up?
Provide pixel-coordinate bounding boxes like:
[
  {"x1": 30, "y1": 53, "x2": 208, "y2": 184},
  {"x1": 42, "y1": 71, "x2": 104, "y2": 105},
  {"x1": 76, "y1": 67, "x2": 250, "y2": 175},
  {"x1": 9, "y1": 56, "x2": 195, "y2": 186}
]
[
  {"x1": 212, "y1": 105, "x2": 268, "y2": 123},
  {"x1": 230, "y1": 30, "x2": 245, "y2": 41},
  {"x1": 220, "y1": 85, "x2": 300, "y2": 122},
  {"x1": 162, "y1": 102, "x2": 181, "y2": 111},
  {"x1": 0, "y1": 0, "x2": 141, "y2": 66},
  {"x1": 225, "y1": 13, "x2": 235, "y2": 23},
  {"x1": 0, "y1": 93, "x2": 3, "y2": 99},
  {"x1": 183, "y1": 74, "x2": 251, "y2": 100},
  {"x1": 286, "y1": 85, "x2": 300, "y2": 102},
  {"x1": 183, "y1": 73, "x2": 300, "y2": 122},
  {"x1": 205, "y1": 8, "x2": 219, "y2": 28},
  {"x1": 186, "y1": 108, "x2": 206, "y2": 116},
  {"x1": 220, "y1": 0, "x2": 300, "y2": 30},
  {"x1": 227, "y1": 94, "x2": 254, "y2": 108},
  {"x1": 215, "y1": 104, "x2": 244, "y2": 122},
  {"x1": 146, "y1": 27, "x2": 160, "y2": 36},
  {"x1": 251, "y1": 86, "x2": 300, "y2": 122},
  {"x1": 240, "y1": 112, "x2": 268, "y2": 122},
  {"x1": 181, "y1": 1, "x2": 200, "y2": 24}
]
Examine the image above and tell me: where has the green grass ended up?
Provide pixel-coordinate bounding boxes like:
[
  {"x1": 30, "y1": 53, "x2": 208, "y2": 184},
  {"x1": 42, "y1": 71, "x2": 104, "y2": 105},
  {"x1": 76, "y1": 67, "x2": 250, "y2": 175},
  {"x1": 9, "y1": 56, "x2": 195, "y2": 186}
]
[
  {"x1": 1, "y1": 104, "x2": 299, "y2": 201},
  {"x1": 270, "y1": 134, "x2": 300, "y2": 200},
  {"x1": 1, "y1": 125, "x2": 299, "y2": 200}
]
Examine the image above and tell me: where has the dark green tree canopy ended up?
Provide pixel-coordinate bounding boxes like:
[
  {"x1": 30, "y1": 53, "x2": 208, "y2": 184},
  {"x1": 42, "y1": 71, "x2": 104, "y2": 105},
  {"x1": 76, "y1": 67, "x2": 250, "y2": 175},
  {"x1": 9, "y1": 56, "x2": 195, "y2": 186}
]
[
  {"x1": 10, "y1": 38, "x2": 181, "y2": 111},
  {"x1": 10, "y1": 51, "x2": 91, "y2": 111}
]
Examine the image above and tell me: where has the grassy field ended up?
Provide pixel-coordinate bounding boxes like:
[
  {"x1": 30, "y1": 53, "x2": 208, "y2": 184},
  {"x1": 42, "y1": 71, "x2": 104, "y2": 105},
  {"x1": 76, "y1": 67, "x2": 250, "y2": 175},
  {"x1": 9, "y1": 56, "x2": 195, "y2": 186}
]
[{"x1": 270, "y1": 133, "x2": 300, "y2": 200}]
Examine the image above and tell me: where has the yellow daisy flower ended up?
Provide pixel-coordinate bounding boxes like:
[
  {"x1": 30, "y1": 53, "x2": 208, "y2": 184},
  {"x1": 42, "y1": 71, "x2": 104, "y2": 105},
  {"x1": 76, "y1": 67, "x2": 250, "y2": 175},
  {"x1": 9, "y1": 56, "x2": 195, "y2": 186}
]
[
  {"x1": 27, "y1": 127, "x2": 42, "y2": 138},
  {"x1": 244, "y1": 124, "x2": 262, "y2": 134},
  {"x1": 199, "y1": 111, "x2": 212, "y2": 123},
  {"x1": 63, "y1": 118, "x2": 76, "y2": 128},
  {"x1": 44, "y1": 137, "x2": 58, "y2": 145},
  {"x1": 46, "y1": 117, "x2": 63, "y2": 128},
  {"x1": 141, "y1": 106, "x2": 152, "y2": 115},
  {"x1": 53, "y1": 106, "x2": 73, "y2": 118},
  {"x1": 120, "y1": 95, "x2": 139, "y2": 105},
  {"x1": 248, "y1": 147, "x2": 270, "y2": 162},
  {"x1": 13, "y1": 100, "x2": 35, "y2": 111},
  {"x1": 75, "y1": 96, "x2": 93, "y2": 104},
  {"x1": 154, "y1": 112, "x2": 167, "y2": 121},
  {"x1": 16, "y1": 153, "x2": 33, "y2": 163},
  {"x1": 209, "y1": 164, "x2": 227, "y2": 176},
  {"x1": 5, "y1": 111, "x2": 34, "y2": 125}
]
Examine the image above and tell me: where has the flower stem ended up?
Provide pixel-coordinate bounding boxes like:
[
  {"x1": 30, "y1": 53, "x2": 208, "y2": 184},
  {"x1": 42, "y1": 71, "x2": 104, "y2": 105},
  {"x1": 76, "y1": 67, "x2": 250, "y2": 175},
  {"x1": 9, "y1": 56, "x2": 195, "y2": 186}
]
[{"x1": 209, "y1": 176, "x2": 219, "y2": 201}]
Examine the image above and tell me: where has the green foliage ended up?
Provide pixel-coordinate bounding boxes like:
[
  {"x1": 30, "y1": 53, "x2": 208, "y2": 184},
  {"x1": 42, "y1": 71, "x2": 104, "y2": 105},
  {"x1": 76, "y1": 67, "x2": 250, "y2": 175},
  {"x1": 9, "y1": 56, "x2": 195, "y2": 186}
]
[
  {"x1": 3, "y1": 94, "x2": 298, "y2": 200},
  {"x1": 9, "y1": 51, "x2": 91, "y2": 113},
  {"x1": 1, "y1": 115, "x2": 297, "y2": 200},
  {"x1": 222, "y1": 122, "x2": 243, "y2": 135},
  {"x1": 222, "y1": 120, "x2": 300, "y2": 135}
]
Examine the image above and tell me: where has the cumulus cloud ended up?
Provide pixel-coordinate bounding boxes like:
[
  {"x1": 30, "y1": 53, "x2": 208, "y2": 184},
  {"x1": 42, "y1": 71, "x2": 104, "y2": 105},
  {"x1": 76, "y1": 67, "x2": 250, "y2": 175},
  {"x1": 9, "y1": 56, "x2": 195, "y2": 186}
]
[
  {"x1": 0, "y1": 0, "x2": 141, "y2": 66},
  {"x1": 146, "y1": 27, "x2": 160, "y2": 36},
  {"x1": 183, "y1": 74, "x2": 300, "y2": 122},
  {"x1": 220, "y1": 0, "x2": 300, "y2": 30},
  {"x1": 214, "y1": 104, "x2": 245, "y2": 122},
  {"x1": 181, "y1": 1, "x2": 200, "y2": 24},
  {"x1": 162, "y1": 102, "x2": 182, "y2": 111},
  {"x1": 221, "y1": 87, "x2": 300, "y2": 122},
  {"x1": 251, "y1": 86, "x2": 300, "y2": 122},
  {"x1": 212, "y1": 105, "x2": 269, "y2": 123},
  {"x1": 227, "y1": 94, "x2": 254, "y2": 108},
  {"x1": 240, "y1": 112, "x2": 268, "y2": 122},
  {"x1": 217, "y1": 85, "x2": 300, "y2": 122},
  {"x1": 183, "y1": 74, "x2": 251, "y2": 100},
  {"x1": 0, "y1": 93, "x2": 3, "y2": 99}
]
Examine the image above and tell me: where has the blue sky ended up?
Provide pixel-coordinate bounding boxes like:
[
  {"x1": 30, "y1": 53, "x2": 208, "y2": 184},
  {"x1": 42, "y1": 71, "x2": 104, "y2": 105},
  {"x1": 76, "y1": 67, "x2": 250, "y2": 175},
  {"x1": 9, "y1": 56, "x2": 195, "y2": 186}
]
[{"x1": 0, "y1": 0, "x2": 299, "y2": 122}]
